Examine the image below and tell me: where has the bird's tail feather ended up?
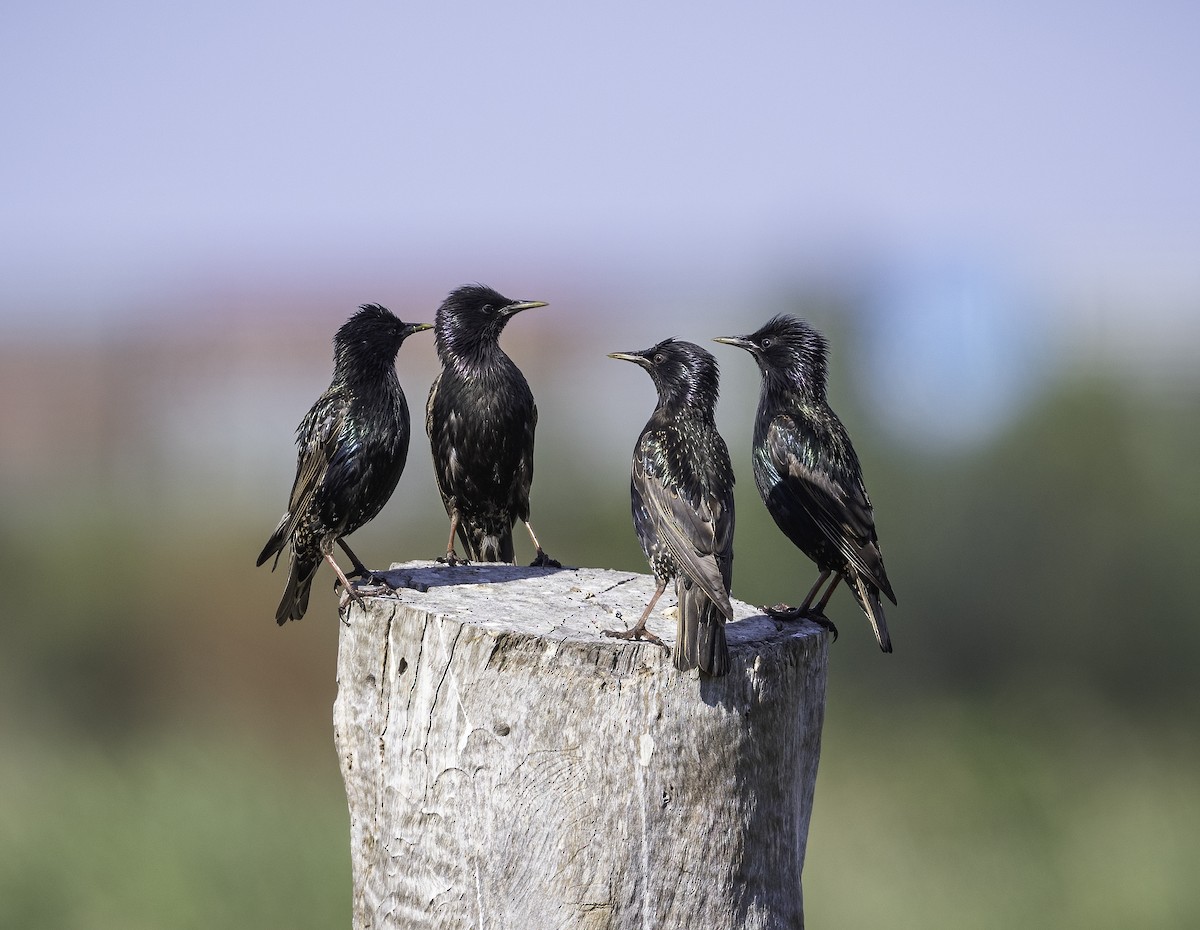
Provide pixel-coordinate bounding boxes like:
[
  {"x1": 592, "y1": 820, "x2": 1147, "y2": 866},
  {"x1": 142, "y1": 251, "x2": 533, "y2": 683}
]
[
  {"x1": 459, "y1": 520, "x2": 515, "y2": 563},
  {"x1": 257, "y1": 514, "x2": 289, "y2": 569},
  {"x1": 675, "y1": 578, "x2": 731, "y2": 677},
  {"x1": 852, "y1": 575, "x2": 893, "y2": 653},
  {"x1": 276, "y1": 551, "x2": 319, "y2": 625}
]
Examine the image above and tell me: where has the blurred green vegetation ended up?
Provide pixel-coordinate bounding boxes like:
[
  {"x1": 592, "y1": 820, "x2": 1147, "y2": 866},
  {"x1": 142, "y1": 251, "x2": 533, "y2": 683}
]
[
  {"x1": 0, "y1": 731, "x2": 348, "y2": 930},
  {"x1": 807, "y1": 691, "x2": 1200, "y2": 929},
  {"x1": 1, "y1": 337, "x2": 1197, "y2": 928}
]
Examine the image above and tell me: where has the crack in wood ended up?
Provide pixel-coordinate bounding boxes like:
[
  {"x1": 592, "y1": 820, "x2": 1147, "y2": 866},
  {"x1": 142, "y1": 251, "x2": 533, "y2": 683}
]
[
  {"x1": 424, "y1": 620, "x2": 465, "y2": 757},
  {"x1": 335, "y1": 562, "x2": 826, "y2": 930}
]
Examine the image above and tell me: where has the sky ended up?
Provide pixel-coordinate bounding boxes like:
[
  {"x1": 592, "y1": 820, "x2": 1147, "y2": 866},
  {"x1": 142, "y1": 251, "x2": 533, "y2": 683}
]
[
  {"x1": 2, "y1": 1, "x2": 1198, "y2": 445},
  {"x1": 3, "y1": 0, "x2": 1198, "y2": 311}
]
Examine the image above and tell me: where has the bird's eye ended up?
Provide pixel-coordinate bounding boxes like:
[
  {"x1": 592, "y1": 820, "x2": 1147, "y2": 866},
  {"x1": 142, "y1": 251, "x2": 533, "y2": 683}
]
[
  {"x1": 654, "y1": 353, "x2": 666, "y2": 365},
  {"x1": 761, "y1": 337, "x2": 772, "y2": 349},
  {"x1": 482, "y1": 304, "x2": 495, "y2": 315}
]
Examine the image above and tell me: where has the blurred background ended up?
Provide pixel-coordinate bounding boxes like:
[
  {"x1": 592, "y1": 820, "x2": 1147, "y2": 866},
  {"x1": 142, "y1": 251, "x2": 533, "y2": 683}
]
[{"x1": 2, "y1": 1, "x2": 1198, "y2": 927}]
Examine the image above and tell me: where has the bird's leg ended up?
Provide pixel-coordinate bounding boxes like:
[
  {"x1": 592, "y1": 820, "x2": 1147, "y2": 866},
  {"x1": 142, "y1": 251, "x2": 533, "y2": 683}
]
[
  {"x1": 334, "y1": 538, "x2": 388, "y2": 587},
  {"x1": 522, "y1": 520, "x2": 561, "y2": 568},
  {"x1": 325, "y1": 553, "x2": 365, "y2": 611},
  {"x1": 336, "y1": 539, "x2": 370, "y2": 577},
  {"x1": 764, "y1": 570, "x2": 830, "y2": 619},
  {"x1": 814, "y1": 572, "x2": 842, "y2": 613},
  {"x1": 602, "y1": 579, "x2": 668, "y2": 650},
  {"x1": 802, "y1": 573, "x2": 841, "y2": 640},
  {"x1": 764, "y1": 570, "x2": 840, "y2": 640},
  {"x1": 437, "y1": 511, "x2": 468, "y2": 565},
  {"x1": 334, "y1": 538, "x2": 397, "y2": 592},
  {"x1": 798, "y1": 570, "x2": 834, "y2": 613}
]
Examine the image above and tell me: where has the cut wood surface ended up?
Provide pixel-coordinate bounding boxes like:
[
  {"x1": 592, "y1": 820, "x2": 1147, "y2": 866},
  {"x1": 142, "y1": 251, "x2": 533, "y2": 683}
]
[{"x1": 334, "y1": 560, "x2": 829, "y2": 930}]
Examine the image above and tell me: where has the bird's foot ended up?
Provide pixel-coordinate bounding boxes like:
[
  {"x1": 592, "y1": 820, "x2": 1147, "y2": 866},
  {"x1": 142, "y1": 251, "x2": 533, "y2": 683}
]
[
  {"x1": 763, "y1": 603, "x2": 839, "y2": 641},
  {"x1": 333, "y1": 571, "x2": 393, "y2": 595},
  {"x1": 529, "y1": 548, "x2": 562, "y2": 569},
  {"x1": 352, "y1": 579, "x2": 397, "y2": 600},
  {"x1": 804, "y1": 611, "x2": 839, "y2": 641},
  {"x1": 333, "y1": 571, "x2": 399, "y2": 609},
  {"x1": 337, "y1": 584, "x2": 366, "y2": 613},
  {"x1": 345, "y1": 567, "x2": 392, "y2": 587},
  {"x1": 763, "y1": 603, "x2": 805, "y2": 621},
  {"x1": 437, "y1": 552, "x2": 469, "y2": 567},
  {"x1": 602, "y1": 625, "x2": 668, "y2": 652}
]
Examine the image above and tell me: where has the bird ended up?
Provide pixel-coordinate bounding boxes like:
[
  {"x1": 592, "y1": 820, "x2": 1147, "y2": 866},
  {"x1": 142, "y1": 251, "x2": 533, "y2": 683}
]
[
  {"x1": 425, "y1": 284, "x2": 560, "y2": 566},
  {"x1": 605, "y1": 338, "x2": 735, "y2": 676},
  {"x1": 714, "y1": 315, "x2": 896, "y2": 652},
  {"x1": 257, "y1": 304, "x2": 432, "y2": 624}
]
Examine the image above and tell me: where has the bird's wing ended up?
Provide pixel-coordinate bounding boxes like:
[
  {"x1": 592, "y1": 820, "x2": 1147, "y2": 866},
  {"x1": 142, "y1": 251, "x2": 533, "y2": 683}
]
[
  {"x1": 764, "y1": 413, "x2": 894, "y2": 601},
  {"x1": 634, "y1": 429, "x2": 734, "y2": 619},
  {"x1": 424, "y1": 370, "x2": 440, "y2": 442},
  {"x1": 514, "y1": 399, "x2": 537, "y2": 520},
  {"x1": 277, "y1": 388, "x2": 349, "y2": 544},
  {"x1": 425, "y1": 370, "x2": 459, "y2": 513}
]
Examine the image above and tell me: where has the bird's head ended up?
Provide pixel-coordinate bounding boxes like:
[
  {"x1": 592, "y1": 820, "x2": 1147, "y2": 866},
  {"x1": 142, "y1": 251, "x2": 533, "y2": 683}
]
[
  {"x1": 334, "y1": 303, "x2": 432, "y2": 373},
  {"x1": 434, "y1": 284, "x2": 548, "y2": 358},
  {"x1": 609, "y1": 337, "x2": 720, "y2": 411},
  {"x1": 714, "y1": 314, "x2": 828, "y2": 394}
]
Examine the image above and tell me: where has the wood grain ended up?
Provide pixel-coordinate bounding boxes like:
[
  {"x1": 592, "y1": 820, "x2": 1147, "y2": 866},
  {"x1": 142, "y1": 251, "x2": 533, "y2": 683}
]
[{"x1": 334, "y1": 561, "x2": 828, "y2": 929}]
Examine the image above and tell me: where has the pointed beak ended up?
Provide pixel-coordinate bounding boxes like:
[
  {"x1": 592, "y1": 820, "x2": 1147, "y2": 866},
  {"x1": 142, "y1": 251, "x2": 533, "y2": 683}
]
[
  {"x1": 608, "y1": 350, "x2": 651, "y2": 369},
  {"x1": 501, "y1": 299, "x2": 549, "y2": 317},
  {"x1": 406, "y1": 322, "x2": 434, "y2": 335},
  {"x1": 713, "y1": 335, "x2": 754, "y2": 352}
]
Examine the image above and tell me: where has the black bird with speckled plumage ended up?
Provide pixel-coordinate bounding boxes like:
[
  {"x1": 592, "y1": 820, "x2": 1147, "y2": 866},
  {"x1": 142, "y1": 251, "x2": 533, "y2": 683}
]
[
  {"x1": 715, "y1": 314, "x2": 896, "y2": 652},
  {"x1": 257, "y1": 304, "x2": 432, "y2": 624},
  {"x1": 425, "y1": 284, "x2": 559, "y2": 566},
  {"x1": 605, "y1": 338, "x2": 735, "y2": 677}
]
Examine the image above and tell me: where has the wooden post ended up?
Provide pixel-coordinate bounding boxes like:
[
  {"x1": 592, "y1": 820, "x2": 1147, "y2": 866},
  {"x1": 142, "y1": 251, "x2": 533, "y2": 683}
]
[{"x1": 333, "y1": 561, "x2": 829, "y2": 930}]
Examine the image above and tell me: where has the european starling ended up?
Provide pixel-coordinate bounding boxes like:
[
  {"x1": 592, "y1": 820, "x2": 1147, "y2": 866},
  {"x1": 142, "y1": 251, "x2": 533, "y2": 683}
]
[
  {"x1": 605, "y1": 339, "x2": 735, "y2": 677},
  {"x1": 715, "y1": 315, "x2": 896, "y2": 652},
  {"x1": 426, "y1": 284, "x2": 559, "y2": 566},
  {"x1": 257, "y1": 304, "x2": 432, "y2": 624}
]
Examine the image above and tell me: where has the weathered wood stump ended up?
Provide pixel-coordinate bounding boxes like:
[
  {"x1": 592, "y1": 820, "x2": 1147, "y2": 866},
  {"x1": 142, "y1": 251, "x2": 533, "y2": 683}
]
[{"x1": 334, "y1": 560, "x2": 829, "y2": 930}]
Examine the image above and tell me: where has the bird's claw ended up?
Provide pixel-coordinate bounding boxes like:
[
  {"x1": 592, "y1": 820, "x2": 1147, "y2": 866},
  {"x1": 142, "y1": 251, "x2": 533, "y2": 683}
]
[
  {"x1": 762, "y1": 602, "x2": 805, "y2": 620},
  {"x1": 334, "y1": 572, "x2": 391, "y2": 594},
  {"x1": 529, "y1": 549, "x2": 561, "y2": 569},
  {"x1": 437, "y1": 552, "x2": 469, "y2": 566},
  {"x1": 353, "y1": 582, "x2": 395, "y2": 599},
  {"x1": 333, "y1": 572, "x2": 397, "y2": 610},
  {"x1": 602, "y1": 626, "x2": 668, "y2": 652},
  {"x1": 333, "y1": 575, "x2": 367, "y2": 599},
  {"x1": 337, "y1": 585, "x2": 366, "y2": 614},
  {"x1": 762, "y1": 603, "x2": 839, "y2": 641},
  {"x1": 806, "y1": 612, "x2": 839, "y2": 641}
]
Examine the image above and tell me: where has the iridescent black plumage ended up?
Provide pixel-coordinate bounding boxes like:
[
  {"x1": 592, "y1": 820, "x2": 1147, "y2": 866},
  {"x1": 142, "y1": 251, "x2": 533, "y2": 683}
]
[
  {"x1": 715, "y1": 315, "x2": 896, "y2": 652},
  {"x1": 257, "y1": 304, "x2": 432, "y2": 624},
  {"x1": 425, "y1": 284, "x2": 559, "y2": 566},
  {"x1": 605, "y1": 339, "x2": 735, "y2": 677}
]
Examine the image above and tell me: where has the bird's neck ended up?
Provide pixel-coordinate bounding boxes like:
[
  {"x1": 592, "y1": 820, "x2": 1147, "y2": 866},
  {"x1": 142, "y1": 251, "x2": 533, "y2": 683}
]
[
  {"x1": 764, "y1": 366, "x2": 825, "y2": 407},
  {"x1": 673, "y1": 374, "x2": 722, "y2": 414},
  {"x1": 441, "y1": 339, "x2": 511, "y2": 377},
  {"x1": 655, "y1": 394, "x2": 716, "y2": 423},
  {"x1": 334, "y1": 350, "x2": 400, "y2": 396}
]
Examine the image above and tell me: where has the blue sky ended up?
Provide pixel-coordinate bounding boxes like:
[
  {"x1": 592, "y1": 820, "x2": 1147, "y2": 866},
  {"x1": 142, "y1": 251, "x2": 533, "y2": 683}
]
[
  {"x1": 2, "y1": 1, "x2": 1199, "y2": 457},
  {"x1": 3, "y1": 0, "x2": 1198, "y2": 322}
]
